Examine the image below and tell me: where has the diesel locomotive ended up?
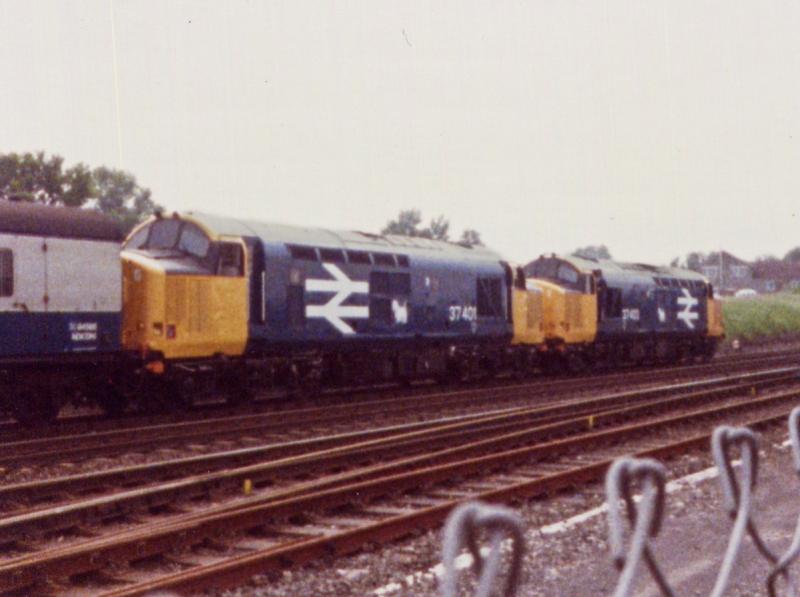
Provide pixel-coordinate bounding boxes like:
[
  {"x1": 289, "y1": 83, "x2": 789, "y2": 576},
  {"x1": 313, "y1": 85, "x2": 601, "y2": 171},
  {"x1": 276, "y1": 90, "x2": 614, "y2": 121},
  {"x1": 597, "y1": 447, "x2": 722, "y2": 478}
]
[
  {"x1": 0, "y1": 203, "x2": 725, "y2": 423},
  {"x1": 120, "y1": 211, "x2": 537, "y2": 403}
]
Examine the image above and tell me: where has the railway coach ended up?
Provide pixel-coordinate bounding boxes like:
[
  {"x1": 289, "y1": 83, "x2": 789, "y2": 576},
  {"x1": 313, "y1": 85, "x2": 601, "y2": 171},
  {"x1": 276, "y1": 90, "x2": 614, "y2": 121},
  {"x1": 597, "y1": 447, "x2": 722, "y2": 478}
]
[
  {"x1": 121, "y1": 212, "x2": 519, "y2": 406},
  {"x1": 526, "y1": 254, "x2": 724, "y2": 368},
  {"x1": 0, "y1": 201, "x2": 124, "y2": 423}
]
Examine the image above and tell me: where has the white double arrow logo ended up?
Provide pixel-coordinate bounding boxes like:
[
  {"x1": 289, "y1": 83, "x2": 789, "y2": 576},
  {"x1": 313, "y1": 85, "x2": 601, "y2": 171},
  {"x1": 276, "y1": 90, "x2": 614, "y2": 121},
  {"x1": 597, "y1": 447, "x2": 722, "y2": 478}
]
[
  {"x1": 305, "y1": 264, "x2": 369, "y2": 335},
  {"x1": 676, "y1": 288, "x2": 699, "y2": 329}
]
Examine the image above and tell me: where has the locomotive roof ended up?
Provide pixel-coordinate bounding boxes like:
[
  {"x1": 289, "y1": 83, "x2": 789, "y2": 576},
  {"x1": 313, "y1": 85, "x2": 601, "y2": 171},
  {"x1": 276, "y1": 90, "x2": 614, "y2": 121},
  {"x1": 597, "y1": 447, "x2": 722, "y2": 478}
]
[
  {"x1": 0, "y1": 200, "x2": 123, "y2": 241},
  {"x1": 536, "y1": 254, "x2": 707, "y2": 282},
  {"x1": 182, "y1": 211, "x2": 505, "y2": 263}
]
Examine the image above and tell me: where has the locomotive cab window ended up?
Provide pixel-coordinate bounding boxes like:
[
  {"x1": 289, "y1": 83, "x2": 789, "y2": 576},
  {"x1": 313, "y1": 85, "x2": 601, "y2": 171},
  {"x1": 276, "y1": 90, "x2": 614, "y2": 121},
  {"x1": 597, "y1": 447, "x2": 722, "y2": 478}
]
[
  {"x1": 178, "y1": 224, "x2": 211, "y2": 258},
  {"x1": 217, "y1": 243, "x2": 244, "y2": 276},
  {"x1": 148, "y1": 219, "x2": 182, "y2": 249},
  {"x1": 125, "y1": 226, "x2": 149, "y2": 250},
  {"x1": 0, "y1": 249, "x2": 12, "y2": 297}
]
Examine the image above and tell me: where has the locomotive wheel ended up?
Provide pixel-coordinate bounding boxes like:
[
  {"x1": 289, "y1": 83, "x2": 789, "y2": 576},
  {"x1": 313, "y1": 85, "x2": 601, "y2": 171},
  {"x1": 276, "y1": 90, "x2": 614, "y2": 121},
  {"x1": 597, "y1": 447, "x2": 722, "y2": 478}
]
[
  {"x1": 225, "y1": 377, "x2": 253, "y2": 406},
  {"x1": 97, "y1": 387, "x2": 129, "y2": 417},
  {"x1": 567, "y1": 353, "x2": 587, "y2": 374},
  {"x1": 140, "y1": 377, "x2": 191, "y2": 413},
  {"x1": 14, "y1": 388, "x2": 57, "y2": 426}
]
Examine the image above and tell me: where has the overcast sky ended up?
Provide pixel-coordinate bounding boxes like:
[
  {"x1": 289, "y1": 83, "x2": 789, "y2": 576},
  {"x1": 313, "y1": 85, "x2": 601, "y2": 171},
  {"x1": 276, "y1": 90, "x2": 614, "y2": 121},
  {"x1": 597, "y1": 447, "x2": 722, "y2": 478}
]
[{"x1": 2, "y1": 1, "x2": 799, "y2": 264}]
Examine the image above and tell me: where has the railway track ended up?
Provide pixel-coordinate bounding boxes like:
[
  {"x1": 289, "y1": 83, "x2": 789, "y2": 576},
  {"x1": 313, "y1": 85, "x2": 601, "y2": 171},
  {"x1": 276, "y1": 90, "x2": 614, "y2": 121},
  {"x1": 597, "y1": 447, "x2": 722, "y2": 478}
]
[
  {"x1": 0, "y1": 347, "x2": 794, "y2": 445},
  {"x1": 2, "y1": 363, "x2": 800, "y2": 594},
  {"x1": 2, "y1": 351, "x2": 798, "y2": 474}
]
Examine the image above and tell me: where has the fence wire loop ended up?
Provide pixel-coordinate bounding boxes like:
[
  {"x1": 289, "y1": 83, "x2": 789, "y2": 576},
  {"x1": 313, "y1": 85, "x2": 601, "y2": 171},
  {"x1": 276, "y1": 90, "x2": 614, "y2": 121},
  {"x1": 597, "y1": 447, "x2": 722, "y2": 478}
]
[
  {"x1": 710, "y1": 425, "x2": 783, "y2": 597},
  {"x1": 766, "y1": 407, "x2": 800, "y2": 597},
  {"x1": 441, "y1": 501, "x2": 525, "y2": 597},
  {"x1": 712, "y1": 426, "x2": 759, "y2": 516},
  {"x1": 789, "y1": 407, "x2": 800, "y2": 475},
  {"x1": 605, "y1": 457, "x2": 673, "y2": 597}
]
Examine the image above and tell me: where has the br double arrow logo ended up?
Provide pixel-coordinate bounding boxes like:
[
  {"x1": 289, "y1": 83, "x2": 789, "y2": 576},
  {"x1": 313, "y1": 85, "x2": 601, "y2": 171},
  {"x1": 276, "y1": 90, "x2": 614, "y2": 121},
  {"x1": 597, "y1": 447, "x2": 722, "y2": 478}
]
[
  {"x1": 677, "y1": 288, "x2": 699, "y2": 329},
  {"x1": 305, "y1": 264, "x2": 369, "y2": 335}
]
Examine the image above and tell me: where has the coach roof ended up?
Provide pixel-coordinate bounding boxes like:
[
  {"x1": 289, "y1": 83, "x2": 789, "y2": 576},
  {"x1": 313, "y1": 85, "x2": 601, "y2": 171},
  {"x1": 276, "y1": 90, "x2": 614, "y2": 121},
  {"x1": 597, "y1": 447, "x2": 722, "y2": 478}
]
[{"x1": 0, "y1": 200, "x2": 123, "y2": 241}]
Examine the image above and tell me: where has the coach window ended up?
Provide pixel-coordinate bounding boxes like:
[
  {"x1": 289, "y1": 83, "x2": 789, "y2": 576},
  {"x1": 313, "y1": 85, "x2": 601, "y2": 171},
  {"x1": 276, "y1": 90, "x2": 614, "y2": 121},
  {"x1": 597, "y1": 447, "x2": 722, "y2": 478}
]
[
  {"x1": 0, "y1": 249, "x2": 12, "y2": 297},
  {"x1": 217, "y1": 242, "x2": 244, "y2": 276}
]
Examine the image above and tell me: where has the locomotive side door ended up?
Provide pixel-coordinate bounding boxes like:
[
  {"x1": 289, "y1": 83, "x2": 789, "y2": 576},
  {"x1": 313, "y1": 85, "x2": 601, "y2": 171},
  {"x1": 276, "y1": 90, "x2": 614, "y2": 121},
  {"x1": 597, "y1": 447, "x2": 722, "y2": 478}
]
[{"x1": 0, "y1": 233, "x2": 47, "y2": 357}]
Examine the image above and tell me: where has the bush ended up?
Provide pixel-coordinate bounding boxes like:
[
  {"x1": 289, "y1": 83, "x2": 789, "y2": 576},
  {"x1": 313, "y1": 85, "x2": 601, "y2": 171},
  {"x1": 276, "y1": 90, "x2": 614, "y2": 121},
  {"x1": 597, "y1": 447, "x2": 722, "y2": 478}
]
[{"x1": 722, "y1": 293, "x2": 800, "y2": 342}]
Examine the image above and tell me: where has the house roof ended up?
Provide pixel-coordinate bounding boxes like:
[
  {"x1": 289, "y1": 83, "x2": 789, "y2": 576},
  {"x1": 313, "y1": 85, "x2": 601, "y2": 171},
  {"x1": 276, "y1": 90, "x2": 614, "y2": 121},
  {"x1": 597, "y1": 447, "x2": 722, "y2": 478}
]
[{"x1": 701, "y1": 251, "x2": 750, "y2": 266}]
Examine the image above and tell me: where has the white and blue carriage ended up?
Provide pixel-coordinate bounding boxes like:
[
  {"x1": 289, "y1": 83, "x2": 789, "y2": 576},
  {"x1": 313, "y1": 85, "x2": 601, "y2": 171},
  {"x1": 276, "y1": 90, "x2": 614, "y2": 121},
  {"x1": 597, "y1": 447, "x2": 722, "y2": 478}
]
[{"x1": 0, "y1": 200, "x2": 123, "y2": 423}]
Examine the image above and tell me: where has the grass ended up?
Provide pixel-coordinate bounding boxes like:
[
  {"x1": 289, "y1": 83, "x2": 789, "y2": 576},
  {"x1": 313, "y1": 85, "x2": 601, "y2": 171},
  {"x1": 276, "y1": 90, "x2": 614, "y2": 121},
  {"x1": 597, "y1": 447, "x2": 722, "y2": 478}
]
[{"x1": 722, "y1": 292, "x2": 800, "y2": 342}]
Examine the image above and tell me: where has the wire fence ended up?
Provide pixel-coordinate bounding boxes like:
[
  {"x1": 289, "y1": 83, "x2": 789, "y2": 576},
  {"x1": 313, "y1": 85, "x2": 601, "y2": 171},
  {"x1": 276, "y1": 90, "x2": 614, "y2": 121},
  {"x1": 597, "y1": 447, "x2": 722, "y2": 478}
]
[{"x1": 440, "y1": 406, "x2": 800, "y2": 597}]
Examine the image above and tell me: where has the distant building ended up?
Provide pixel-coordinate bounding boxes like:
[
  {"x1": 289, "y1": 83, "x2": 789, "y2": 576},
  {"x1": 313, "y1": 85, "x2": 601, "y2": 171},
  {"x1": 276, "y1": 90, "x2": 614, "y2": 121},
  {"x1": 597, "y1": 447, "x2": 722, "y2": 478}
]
[
  {"x1": 693, "y1": 251, "x2": 800, "y2": 294},
  {"x1": 751, "y1": 260, "x2": 800, "y2": 293},
  {"x1": 697, "y1": 251, "x2": 753, "y2": 295}
]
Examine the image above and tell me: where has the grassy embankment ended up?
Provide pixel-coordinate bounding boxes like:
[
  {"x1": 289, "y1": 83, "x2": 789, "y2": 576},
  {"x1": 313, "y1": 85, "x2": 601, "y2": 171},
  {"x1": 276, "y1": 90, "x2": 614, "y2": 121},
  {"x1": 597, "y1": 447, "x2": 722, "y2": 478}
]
[{"x1": 722, "y1": 292, "x2": 800, "y2": 343}]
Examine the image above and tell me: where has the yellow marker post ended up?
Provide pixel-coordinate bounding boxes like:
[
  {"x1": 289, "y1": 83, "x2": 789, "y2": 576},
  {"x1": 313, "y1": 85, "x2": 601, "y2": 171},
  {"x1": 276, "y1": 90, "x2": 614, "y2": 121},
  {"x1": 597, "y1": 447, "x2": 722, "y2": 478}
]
[
  {"x1": 243, "y1": 478, "x2": 253, "y2": 495},
  {"x1": 587, "y1": 415, "x2": 595, "y2": 430}
]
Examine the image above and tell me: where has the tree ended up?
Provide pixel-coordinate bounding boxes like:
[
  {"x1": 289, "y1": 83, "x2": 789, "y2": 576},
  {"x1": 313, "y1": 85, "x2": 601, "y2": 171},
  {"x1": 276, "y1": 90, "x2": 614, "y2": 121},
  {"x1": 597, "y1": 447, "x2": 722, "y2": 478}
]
[
  {"x1": 382, "y1": 209, "x2": 482, "y2": 246},
  {"x1": 669, "y1": 257, "x2": 680, "y2": 267},
  {"x1": 0, "y1": 152, "x2": 89, "y2": 206},
  {"x1": 685, "y1": 252, "x2": 705, "y2": 272},
  {"x1": 459, "y1": 229, "x2": 483, "y2": 247},
  {"x1": 382, "y1": 209, "x2": 424, "y2": 237},
  {"x1": 92, "y1": 166, "x2": 159, "y2": 234},
  {"x1": 0, "y1": 151, "x2": 161, "y2": 234},
  {"x1": 422, "y1": 215, "x2": 450, "y2": 241},
  {"x1": 754, "y1": 254, "x2": 780, "y2": 265},
  {"x1": 571, "y1": 245, "x2": 612, "y2": 260},
  {"x1": 785, "y1": 247, "x2": 800, "y2": 263}
]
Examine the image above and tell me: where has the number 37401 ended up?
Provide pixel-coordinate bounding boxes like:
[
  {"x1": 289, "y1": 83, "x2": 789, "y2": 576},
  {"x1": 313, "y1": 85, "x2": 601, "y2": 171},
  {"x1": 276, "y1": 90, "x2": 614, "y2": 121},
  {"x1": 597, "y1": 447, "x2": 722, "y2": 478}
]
[{"x1": 449, "y1": 305, "x2": 477, "y2": 322}]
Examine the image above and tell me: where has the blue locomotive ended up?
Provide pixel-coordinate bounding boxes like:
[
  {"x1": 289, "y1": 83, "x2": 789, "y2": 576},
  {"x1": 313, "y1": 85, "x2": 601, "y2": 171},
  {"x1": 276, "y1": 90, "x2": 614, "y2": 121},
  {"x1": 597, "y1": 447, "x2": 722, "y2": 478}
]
[
  {"x1": 525, "y1": 254, "x2": 724, "y2": 368},
  {"x1": 121, "y1": 212, "x2": 515, "y2": 398}
]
